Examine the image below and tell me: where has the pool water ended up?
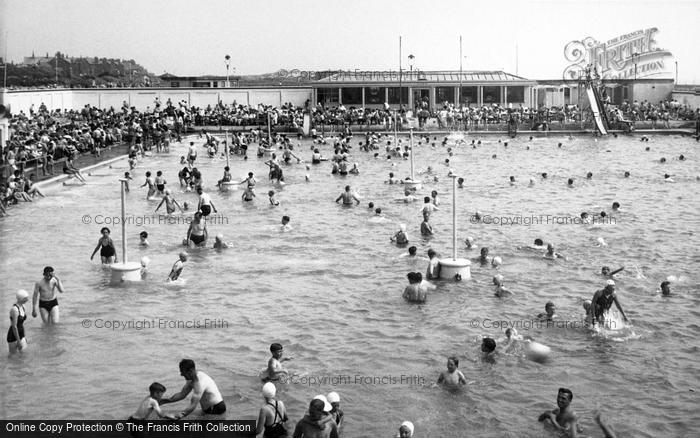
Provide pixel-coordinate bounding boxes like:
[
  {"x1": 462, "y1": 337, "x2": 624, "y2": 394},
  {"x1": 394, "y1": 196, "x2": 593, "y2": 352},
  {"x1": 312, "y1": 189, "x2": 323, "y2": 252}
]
[{"x1": 2, "y1": 133, "x2": 699, "y2": 437}]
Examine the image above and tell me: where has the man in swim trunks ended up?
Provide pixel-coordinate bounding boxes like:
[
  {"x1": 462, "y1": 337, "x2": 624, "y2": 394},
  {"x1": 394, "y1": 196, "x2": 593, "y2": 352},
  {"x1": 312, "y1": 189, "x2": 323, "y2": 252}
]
[
  {"x1": 590, "y1": 280, "x2": 629, "y2": 329},
  {"x1": 160, "y1": 359, "x2": 226, "y2": 418},
  {"x1": 187, "y1": 142, "x2": 197, "y2": 166},
  {"x1": 186, "y1": 213, "x2": 208, "y2": 247},
  {"x1": 196, "y1": 187, "x2": 218, "y2": 217},
  {"x1": 32, "y1": 266, "x2": 65, "y2": 324},
  {"x1": 538, "y1": 388, "x2": 580, "y2": 437},
  {"x1": 141, "y1": 171, "x2": 156, "y2": 199},
  {"x1": 335, "y1": 185, "x2": 360, "y2": 206}
]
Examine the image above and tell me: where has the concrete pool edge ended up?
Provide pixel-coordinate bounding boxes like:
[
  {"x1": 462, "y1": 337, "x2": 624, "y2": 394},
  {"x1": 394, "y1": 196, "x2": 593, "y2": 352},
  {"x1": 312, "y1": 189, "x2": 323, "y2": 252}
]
[{"x1": 35, "y1": 154, "x2": 128, "y2": 189}]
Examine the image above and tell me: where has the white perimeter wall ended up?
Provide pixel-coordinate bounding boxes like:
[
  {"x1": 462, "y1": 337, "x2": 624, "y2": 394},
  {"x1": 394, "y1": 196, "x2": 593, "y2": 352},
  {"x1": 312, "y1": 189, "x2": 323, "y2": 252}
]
[{"x1": 2, "y1": 87, "x2": 312, "y2": 114}]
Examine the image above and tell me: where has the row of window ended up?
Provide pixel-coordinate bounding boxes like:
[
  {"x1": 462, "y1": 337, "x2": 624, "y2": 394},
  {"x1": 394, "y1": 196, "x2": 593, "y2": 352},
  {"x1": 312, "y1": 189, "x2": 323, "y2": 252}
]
[{"x1": 317, "y1": 86, "x2": 526, "y2": 105}]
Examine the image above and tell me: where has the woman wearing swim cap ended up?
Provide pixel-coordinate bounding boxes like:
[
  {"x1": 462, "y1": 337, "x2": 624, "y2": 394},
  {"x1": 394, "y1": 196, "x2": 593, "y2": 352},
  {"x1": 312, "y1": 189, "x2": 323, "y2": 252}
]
[
  {"x1": 7, "y1": 290, "x2": 30, "y2": 354},
  {"x1": 255, "y1": 382, "x2": 288, "y2": 438}
]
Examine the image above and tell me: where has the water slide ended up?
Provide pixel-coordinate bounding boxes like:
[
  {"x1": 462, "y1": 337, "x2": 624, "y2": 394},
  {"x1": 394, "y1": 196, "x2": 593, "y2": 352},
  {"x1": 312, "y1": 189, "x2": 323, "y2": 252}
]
[{"x1": 585, "y1": 84, "x2": 608, "y2": 135}]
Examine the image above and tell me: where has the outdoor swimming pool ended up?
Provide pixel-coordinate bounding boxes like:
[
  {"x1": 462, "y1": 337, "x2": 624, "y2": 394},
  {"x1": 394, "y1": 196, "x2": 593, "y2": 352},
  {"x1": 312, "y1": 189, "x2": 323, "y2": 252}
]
[{"x1": 2, "y1": 132, "x2": 699, "y2": 436}]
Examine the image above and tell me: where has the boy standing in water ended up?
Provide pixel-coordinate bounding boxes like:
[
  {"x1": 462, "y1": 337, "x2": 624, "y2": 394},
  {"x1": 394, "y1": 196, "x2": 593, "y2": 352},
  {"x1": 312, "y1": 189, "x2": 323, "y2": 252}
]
[
  {"x1": 538, "y1": 388, "x2": 581, "y2": 437},
  {"x1": 129, "y1": 382, "x2": 177, "y2": 421},
  {"x1": 141, "y1": 171, "x2": 156, "y2": 198},
  {"x1": 437, "y1": 356, "x2": 467, "y2": 388},
  {"x1": 263, "y1": 343, "x2": 291, "y2": 382}
]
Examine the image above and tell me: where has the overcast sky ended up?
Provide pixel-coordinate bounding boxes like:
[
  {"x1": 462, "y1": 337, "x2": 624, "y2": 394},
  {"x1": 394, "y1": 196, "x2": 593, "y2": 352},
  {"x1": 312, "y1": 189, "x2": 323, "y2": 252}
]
[{"x1": 1, "y1": 0, "x2": 699, "y2": 82}]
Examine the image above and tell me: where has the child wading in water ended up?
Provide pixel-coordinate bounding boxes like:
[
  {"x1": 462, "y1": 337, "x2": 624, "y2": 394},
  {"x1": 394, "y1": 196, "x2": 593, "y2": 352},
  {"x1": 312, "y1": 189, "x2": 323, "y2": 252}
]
[
  {"x1": 129, "y1": 382, "x2": 177, "y2": 421},
  {"x1": 437, "y1": 356, "x2": 467, "y2": 388}
]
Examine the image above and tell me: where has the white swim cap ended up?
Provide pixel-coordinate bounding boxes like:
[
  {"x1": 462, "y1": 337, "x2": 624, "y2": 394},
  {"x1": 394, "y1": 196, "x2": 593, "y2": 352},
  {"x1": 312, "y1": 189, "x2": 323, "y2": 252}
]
[
  {"x1": 327, "y1": 391, "x2": 340, "y2": 403},
  {"x1": 140, "y1": 256, "x2": 150, "y2": 267},
  {"x1": 262, "y1": 382, "x2": 276, "y2": 399},
  {"x1": 400, "y1": 421, "x2": 414, "y2": 436},
  {"x1": 313, "y1": 395, "x2": 332, "y2": 412},
  {"x1": 16, "y1": 289, "x2": 29, "y2": 301},
  {"x1": 606, "y1": 279, "x2": 615, "y2": 286},
  {"x1": 216, "y1": 234, "x2": 224, "y2": 240},
  {"x1": 493, "y1": 256, "x2": 503, "y2": 266}
]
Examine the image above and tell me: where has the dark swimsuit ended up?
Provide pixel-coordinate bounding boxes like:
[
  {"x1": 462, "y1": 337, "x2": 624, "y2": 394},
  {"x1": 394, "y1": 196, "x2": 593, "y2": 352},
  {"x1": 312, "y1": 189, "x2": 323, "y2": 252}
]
[
  {"x1": 190, "y1": 234, "x2": 206, "y2": 245},
  {"x1": 156, "y1": 184, "x2": 165, "y2": 191},
  {"x1": 200, "y1": 205, "x2": 212, "y2": 216},
  {"x1": 264, "y1": 401, "x2": 287, "y2": 438},
  {"x1": 100, "y1": 238, "x2": 116, "y2": 258},
  {"x1": 39, "y1": 298, "x2": 59, "y2": 312},
  {"x1": 203, "y1": 400, "x2": 226, "y2": 415},
  {"x1": 7, "y1": 304, "x2": 26, "y2": 343}
]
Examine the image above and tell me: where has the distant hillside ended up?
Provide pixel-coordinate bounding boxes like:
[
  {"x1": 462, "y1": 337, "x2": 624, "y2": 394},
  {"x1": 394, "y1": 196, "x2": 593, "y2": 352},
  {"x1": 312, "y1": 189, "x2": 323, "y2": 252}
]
[{"x1": 4, "y1": 52, "x2": 161, "y2": 88}]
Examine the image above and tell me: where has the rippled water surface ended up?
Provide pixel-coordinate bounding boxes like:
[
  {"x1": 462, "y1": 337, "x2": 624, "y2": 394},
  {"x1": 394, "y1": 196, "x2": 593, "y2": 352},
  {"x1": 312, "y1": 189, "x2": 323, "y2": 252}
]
[{"x1": 2, "y1": 133, "x2": 700, "y2": 437}]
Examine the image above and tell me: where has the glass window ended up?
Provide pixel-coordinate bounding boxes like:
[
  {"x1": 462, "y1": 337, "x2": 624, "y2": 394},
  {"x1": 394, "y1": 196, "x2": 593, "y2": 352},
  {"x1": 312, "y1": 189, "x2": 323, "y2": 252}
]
[
  {"x1": 483, "y1": 86, "x2": 501, "y2": 104},
  {"x1": 436, "y1": 87, "x2": 455, "y2": 104},
  {"x1": 170, "y1": 81, "x2": 180, "y2": 87},
  {"x1": 364, "y1": 87, "x2": 386, "y2": 104},
  {"x1": 387, "y1": 87, "x2": 409, "y2": 104},
  {"x1": 341, "y1": 88, "x2": 362, "y2": 105},
  {"x1": 507, "y1": 86, "x2": 525, "y2": 103},
  {"x1": 460, "y1": 87, "x2": 478, "y2": 105},
  {"x1": 317, "y1": 88, "x2": 339, "y2": 105}
]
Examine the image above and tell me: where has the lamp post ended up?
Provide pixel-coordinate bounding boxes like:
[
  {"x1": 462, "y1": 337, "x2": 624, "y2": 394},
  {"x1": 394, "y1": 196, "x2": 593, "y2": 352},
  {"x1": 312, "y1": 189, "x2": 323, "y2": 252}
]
[
  {"x1": 408, "y1": 54, "x2": 414, "y2": 110},
  {"x1": 632, "y1": 52, "x2": 639, "y2": 81},
  {"x1": 225, "y1": 54, "x2": 231, "y2": 88}
]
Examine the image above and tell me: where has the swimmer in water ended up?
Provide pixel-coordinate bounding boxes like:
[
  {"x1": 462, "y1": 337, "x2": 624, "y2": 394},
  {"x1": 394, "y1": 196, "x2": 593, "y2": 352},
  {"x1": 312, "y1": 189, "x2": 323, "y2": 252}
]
[
  {"x1": 123, "y1": 172, "x2": 133, "y2": 192},
  {"x1": 590, "y1": 280, "x2": 629, "y2": 329},
  {"x1": 335, "y1": 185, "x2": 360, "y2": 206},
  {"x1": 493, "y1": 274, "x2": 513, "y2": 297},
  {"x1": 391, "y1": 224, "x2": 409, "y2": 245},
  {"x1": 141, "y1": 171, "x2": 156, "y2": 199},
  {"x1": 168, "y1": 252, "x2": 188, "y2": 281},
  {"x1": 155, "y1": 189, "x2": 185, "y2": 215},
  {"x1": 396, "y1": 421, "x2": 414, "y2": 438},
  {"x1": 457, "y1": 177, "x2": 464, "y2": 188},
  {"x1": 601, "y1": 266, "x2": 624, "y2": 278},
  {"x1": 419, "y1": 197, "x2": 439, "y2": 218},
  {"x1": 262, "y1": 343, "x2": 291, "y2": 382},
  {"x1": 518, "y1": 238, "x2": 545, "y2": 252},
  {"x1": 242, "y1": 185, "x2": 256, "y2": 202},
  {"x1": 464, "y1": 236, "x2": 475, "y2": 250},
  {"x1": 8, "y1": 289, "x2": 29, "y2": 353},
  {"x1": 538, "y1": 388, "x2": 582, "y2": 437},
  {"x1": 129, "y1": 382, "x2": 177, "y2": 421},
  {"x1": 437, "y1": 356, "x2": 467, "y2": 388},
  {"x1": 140, "y1": 256, "x2": 149, "y2": 280},
  {"x1": 660, "y1": 280, "x2": 671, "y2": 296},
  {"x1": 160, "y1": 359, "x2": 226, "y2": 418},
  {"x1": 426, "y1": 249, "x2": 441, "y2": 280},
  {"x1": 537, "y1": 301, "x2": 557, "y2": 322},
  {"x1": 476, "y1": 247, "x2": 490, "y2": 265},
  {"x1": 544, "y1": 243, "x2": 566, "y2": 260},
  {"x1": 154, "y1": 170, "x2": 167, "y2": 196},
  {"x1": 32, "y1": 266, "x2": 65, "y2": 325},
  {"x1": 139, "y1": 231, "x2": 149, "y2": 246},
  {"x1": 481, "y1": 337, "x2": 497, "y2": 358},
  {"x1": 420, "y1": 216, "x2": 433, "y2": 236},
  {"x1": 403, "y1": 272, "x2": 427, "y2": 303},
  {"x1": 213, "y1": 234, "x2": 230, "y2": 249},
  {"x1": 281, "y1": 215, "x2": 292, "y2": 231},
  {"x1": 185, "y1": 212, "x2": 207, "y2": 247},
  {"x1": 91, "y1": 227, "x2": 118, "y2": 264},
  {"x1": 268, "y1": 190, "x2": 280, "y2": 206}
]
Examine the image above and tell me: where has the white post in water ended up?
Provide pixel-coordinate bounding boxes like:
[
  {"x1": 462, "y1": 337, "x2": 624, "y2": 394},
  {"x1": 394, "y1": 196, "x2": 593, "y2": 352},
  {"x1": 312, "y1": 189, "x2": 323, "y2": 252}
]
[
  {"x1": 120, "y1": 179, "x2": 127, "y2": 263},
  {"x1": 438, "y1": 174, "x2": 471, "y2": 280},
  {"x1": 225, "y1": 129, "x2": 230, "y2": 168},
  {"x1": 110, "y1": 179, "x2": 142, "y2": 284},
  {"x1": 410, "y1": 128, "x2": 415, "y2": 180},
  {"x1": 267, "y1": 111, "x2": 272, "y2": 146}
]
